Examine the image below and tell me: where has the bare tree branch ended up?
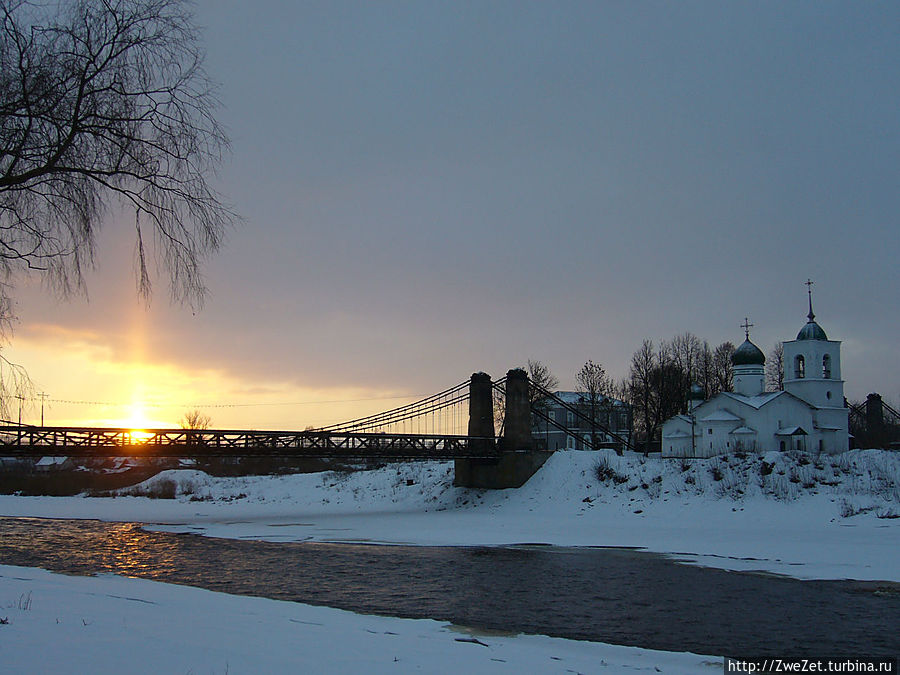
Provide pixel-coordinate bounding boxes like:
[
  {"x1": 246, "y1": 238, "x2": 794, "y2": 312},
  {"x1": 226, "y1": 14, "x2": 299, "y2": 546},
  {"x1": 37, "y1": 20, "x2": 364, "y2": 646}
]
[{"x1": 0, "y1": 0, "x2": 236, "y2": 309}]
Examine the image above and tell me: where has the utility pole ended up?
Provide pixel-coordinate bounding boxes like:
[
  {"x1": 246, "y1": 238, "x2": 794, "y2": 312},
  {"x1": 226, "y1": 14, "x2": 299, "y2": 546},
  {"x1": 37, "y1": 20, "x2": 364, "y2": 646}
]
[
  {"x1": 37, "y1": 392, "x2": 49, "y2": 426},
  {"x1": 14, "y1": 393, "x2": 24, "y2": 445},
  {"x1": 15, "y1": 393, "x2": 24, "y2": 426}
]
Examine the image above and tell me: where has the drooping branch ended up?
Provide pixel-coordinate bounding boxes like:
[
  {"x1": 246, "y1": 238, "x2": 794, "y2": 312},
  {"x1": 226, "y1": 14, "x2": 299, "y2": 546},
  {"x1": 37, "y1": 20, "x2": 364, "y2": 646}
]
[{"x1": 0, "y1": 0, "x2": 236, "y2": 309}]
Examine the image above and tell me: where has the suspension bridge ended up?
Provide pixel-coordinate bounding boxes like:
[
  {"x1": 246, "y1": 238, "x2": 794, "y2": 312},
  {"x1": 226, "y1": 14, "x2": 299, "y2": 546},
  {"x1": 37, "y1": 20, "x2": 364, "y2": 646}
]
[{"x1": 0, "y1": 370, "x2": 631, "y2": 488}]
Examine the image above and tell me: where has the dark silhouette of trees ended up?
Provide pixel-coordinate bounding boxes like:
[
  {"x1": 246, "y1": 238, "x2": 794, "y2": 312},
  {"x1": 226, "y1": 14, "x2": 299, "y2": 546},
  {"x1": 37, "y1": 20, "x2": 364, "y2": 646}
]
[
  {"x1": 0, "y1": 0, "x2": 235, "y2": 307},
  {"x1": 575, "y1": 359, "x2": 617, "y2": 453},
  {"x1": 526, "y1": 359, "x2": 559, "y2": 406},
  {"x1": 712, "y1": 341, "x2": 735, "y2": 394},
  {"x1": 766, "y1": 342, "x2": 784, "y2": 391},
  {"x1": 181, "y1": 409, "x2": 211, "y2": 430},
  {"x1": 0, "y1": 0, "x2": 235, "y2": 417},
  {"x1": 625, "y1": 336, "x2": 736, "y2": 449},
  {"x1": 526, "y1": 359, "x2": 559, "y2": 448}
]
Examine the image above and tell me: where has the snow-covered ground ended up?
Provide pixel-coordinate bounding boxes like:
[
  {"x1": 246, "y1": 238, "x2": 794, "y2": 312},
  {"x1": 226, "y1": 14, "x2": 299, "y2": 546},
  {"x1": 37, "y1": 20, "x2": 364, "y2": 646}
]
[
  {"x1": 2, "y1": 449, "x2": 898, "y2": 581},
  {"x1": 1, "y1": 449, "x2": 897, "y2": 673},
  {"x1": 0, "y1": 564, "x2": 720, "y2": 674}
]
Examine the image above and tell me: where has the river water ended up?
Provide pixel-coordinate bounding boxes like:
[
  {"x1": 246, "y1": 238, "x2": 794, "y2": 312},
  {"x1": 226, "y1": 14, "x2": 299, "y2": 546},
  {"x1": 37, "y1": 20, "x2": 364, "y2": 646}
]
[{"x1": 0, "y1": 517, "x2": 897, "y2": 657}]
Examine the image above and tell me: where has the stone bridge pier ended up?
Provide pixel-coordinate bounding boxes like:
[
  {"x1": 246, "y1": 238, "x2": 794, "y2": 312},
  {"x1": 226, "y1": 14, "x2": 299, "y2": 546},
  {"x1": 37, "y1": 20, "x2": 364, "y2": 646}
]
[{"x1": 454, "y1": 369, "x2": 554, "y2": 489}]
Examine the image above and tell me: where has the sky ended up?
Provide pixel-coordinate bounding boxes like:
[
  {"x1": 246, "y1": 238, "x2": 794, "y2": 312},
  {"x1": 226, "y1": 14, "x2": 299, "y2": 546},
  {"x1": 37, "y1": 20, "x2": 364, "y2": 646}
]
[{"x1": 6, "y1": 0, "x2": 900, "y2": 428}]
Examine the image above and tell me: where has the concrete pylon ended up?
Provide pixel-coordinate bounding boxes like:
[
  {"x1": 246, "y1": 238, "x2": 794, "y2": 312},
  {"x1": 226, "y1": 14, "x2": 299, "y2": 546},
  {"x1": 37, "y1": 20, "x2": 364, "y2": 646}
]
[
  {"x1": 502, "y1": 368, "x2": 533, "y2": 451},
  {"x1": 467, "y1": 372, "x2": 496, "y2": 442},
  {"x1": 454, "y1": 369, "x2": 551, "y2": 489}
]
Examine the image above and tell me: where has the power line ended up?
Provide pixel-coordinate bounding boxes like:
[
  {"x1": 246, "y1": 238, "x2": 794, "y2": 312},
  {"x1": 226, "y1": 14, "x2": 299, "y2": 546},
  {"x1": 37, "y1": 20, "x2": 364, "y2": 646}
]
[{"x1": 45, "y1": 393, "x2": 428, "y2": 409}]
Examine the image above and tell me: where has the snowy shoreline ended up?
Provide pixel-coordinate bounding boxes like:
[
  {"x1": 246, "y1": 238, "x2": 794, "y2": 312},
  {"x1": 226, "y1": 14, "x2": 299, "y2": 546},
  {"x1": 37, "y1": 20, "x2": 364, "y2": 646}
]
[
  {"x1": 0, "y1": 564, "x2": 722, "y2": 674},
  {"x1": 2, "y1": 449, "x2": 898, "y2": 582}
]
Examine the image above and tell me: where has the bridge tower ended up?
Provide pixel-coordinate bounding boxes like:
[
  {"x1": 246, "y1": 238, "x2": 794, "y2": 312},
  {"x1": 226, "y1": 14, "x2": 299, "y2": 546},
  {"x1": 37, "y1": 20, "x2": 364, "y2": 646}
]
[{"x1": 454, "y1": 369, "x2": 553, "y2": 489}]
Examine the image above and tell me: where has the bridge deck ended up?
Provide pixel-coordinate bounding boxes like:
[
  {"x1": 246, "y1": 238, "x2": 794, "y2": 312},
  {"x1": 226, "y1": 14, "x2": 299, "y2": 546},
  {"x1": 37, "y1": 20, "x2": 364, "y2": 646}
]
[{"x1": 0, "y1": 426, "x2": 499, "y2": 461}]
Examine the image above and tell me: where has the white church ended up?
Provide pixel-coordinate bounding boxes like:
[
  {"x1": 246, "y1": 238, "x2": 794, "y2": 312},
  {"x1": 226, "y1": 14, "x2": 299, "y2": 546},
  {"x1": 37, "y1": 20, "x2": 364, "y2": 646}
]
[{"x1": 661, "y1": 289, "x2": 850, "y2": 458}]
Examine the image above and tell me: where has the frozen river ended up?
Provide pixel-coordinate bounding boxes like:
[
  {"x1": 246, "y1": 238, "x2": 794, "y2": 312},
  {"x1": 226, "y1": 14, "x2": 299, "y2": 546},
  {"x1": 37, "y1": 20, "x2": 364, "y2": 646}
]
[{"x1": 1, "y1": 517, "x2": 897, "y2": 657}]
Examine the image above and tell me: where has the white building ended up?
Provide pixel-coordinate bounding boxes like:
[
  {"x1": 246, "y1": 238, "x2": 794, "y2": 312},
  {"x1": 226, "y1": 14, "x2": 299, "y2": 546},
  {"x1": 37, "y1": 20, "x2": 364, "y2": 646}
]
[{"x1": 662, "y1": 294, "x2": 849, "y2": 458}]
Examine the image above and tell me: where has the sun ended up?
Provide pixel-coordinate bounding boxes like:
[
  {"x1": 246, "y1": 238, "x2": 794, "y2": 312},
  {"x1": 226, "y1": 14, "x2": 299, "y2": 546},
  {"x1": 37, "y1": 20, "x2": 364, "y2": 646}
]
[
  {"x1": 122, "y1": 401, "x2": 157, "y2": 442},
  {"x1": 125, "y1": 401, "x2": 152, "y2": 429}
]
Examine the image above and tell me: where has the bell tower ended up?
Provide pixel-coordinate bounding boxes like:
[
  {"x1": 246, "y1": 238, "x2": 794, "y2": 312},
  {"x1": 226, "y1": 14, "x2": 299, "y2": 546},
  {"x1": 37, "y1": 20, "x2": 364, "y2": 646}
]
[{"x1": 783, "y1": 280, "x2": 844, "y2": 409}]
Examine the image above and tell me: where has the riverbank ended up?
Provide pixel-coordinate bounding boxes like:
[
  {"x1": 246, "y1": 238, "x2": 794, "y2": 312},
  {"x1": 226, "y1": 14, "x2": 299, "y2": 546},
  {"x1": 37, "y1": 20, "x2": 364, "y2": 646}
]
[
  {"x1": 1, "y1": 449, "x2": 898, "y2": 581},
  {"x1": 0, "y1": 564, "x2": 719, "y2": 674}
]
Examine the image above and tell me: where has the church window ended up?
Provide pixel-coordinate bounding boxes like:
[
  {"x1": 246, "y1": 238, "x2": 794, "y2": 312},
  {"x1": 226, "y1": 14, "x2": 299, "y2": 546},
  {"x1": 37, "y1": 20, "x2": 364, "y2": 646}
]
[
  {"x1": 566, "y1": 411, "x2": 574, "y2": 427},
  {"x1": 823, "y1": 354, "x2": 832, "y2": 378},
  {"x1": 780, "y1": 441, "x2": 785, "y2": 451},
  {"x1": 826, "y1": 391, "x2": 832, "y2": 400},
  {"x1": 707, "y1": 428, "x2": 712, "y2": 435},
  {"x1": 819, "y1": 439, "x2": 824, "y2": 453},
  {"x1": 795, "y1": 355, "x2": 805, "y2": 379},
  {"x1": 566, "y1": 435, "x2": 575, "y2": 449}
]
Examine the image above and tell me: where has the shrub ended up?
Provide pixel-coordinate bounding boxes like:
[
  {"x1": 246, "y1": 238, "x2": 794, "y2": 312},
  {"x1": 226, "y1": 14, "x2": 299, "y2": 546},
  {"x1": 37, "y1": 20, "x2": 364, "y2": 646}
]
[
  {"x1": 595, "y1": 457, "x2": 629, "y2": 485},
  {"x1": 145, "y1": 478, "x2": 177, "y2": 499}
]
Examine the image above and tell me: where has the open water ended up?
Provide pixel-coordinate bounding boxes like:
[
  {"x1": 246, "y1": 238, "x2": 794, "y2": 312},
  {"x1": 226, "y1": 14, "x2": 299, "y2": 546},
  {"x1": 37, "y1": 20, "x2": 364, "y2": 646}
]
[{"x1": 0, "y1": 517, "x2": 897, "y2": 657}]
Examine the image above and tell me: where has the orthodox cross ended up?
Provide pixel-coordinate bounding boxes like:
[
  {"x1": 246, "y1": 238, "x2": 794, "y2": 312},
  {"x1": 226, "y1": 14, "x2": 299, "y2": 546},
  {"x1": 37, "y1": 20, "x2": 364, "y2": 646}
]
[
  {"x1": 741, "y1": 317, "x2": 753, "y2": 341},
  {"x1": 805, "y1": 278, "x2": 815, "y2": 321}
]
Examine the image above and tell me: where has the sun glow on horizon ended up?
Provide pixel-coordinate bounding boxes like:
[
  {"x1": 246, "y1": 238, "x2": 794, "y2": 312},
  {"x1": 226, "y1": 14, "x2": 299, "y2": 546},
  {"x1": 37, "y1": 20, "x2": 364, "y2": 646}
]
[{"x1": 6, "y1": 326, "x2": 417, "y2": 430}]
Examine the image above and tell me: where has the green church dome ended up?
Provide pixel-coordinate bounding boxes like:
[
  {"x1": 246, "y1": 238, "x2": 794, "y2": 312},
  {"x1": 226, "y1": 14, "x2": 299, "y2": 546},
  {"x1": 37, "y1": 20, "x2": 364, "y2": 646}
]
[
  {"x1": 732, "y1": 339, "x2": 765, "y2": 366},
  {"x1": 797, "y1": 320, "x2": 828, "y2": 341},
  {"x1": 798, "y1": 280, "x2": 828, "y2": 340}
]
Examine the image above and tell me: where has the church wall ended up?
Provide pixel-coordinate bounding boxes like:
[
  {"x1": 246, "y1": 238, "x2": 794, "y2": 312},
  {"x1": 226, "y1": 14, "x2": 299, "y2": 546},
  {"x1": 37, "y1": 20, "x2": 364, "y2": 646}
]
[
  {"x1": 661, "y1": 416, "x2": 694, "y2": 458},
  {"x1": 662, "y1": 392, "x2": 849, "y2": 458}
]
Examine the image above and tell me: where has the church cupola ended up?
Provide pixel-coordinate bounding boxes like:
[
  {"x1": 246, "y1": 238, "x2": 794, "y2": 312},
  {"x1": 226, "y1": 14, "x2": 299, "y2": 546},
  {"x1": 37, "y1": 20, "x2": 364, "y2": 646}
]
[
  {"x1": 783, "y1": 280, "x2": 844, "y2": 409},
  {"x1": 796, "y1": 279, "x2": 828, "y2": 341},
  {"x1": 732, "y1": 318, "x2": 765, "y2": 397}
]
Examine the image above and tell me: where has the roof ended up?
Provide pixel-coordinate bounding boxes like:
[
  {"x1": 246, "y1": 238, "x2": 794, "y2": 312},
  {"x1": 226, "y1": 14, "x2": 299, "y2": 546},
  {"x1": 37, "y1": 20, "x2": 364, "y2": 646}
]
[
  {"x1": 719, "y1": 391, "x2": 784, "y2": 410},
  {"x1": 776, "y1": 426, "x2": 808, "y2": 436},
  {"x1": 797, "y1": 320, "x2": 828, "y2": 340},
  {"x1": 732, "y1": 339, "x2": 766, "y2": 366},
  {"x1": 698, "y1": 409, "x2": 742, "y2": 422},
  {"x1": 36, "y1": 456, "x2": 69, "y2": 466},
  {"x1": 730, "y1": 426, "x2": 757, "y2": 435}
]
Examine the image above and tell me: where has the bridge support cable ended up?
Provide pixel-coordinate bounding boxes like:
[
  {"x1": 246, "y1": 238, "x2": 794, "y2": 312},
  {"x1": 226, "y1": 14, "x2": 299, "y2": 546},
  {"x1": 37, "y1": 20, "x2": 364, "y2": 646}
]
[
  {"x1": 321, "y1": 390, "x2": 470, "y2": 436},
  {"x1": 313, "y1": 380, "x2": 469, "y2": 434}
]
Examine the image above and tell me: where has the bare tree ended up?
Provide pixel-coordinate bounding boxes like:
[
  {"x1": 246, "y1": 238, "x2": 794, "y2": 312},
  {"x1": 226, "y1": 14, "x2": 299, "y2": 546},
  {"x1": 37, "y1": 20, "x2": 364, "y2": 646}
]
[
  {"x1": 671, "y1": 332, "x2": 703, "y2": 412},
  {"x1": 697, "y1": 340, "x2": 715, "y2": 399},
  {"x1": 525, "y1": 359, "x2": 559, "y2": 447},
  {"x1": 712, "y1": 341, "x2": 735, "y2": 394},
  {"x1": 526, "y1": 359, "x2": 559, "y2": 404},
  {"x1": 0, "y1": 0, "x2": 235, "y2": 306},
  {"x1": 180, "y1": 409, "x2": 211, "y2": 430},
  {"x1": 627, "y1": 339, "x2": 655, "y2": 448},
  {"x1": 576, "y1": 359, "x2": 617, "y2": 453},
  {"x1": 766, "y1": 342, "x2": 784, "y2": 391},
  {"x1": 0, "y1": 0, "x2": 234, "y2": 417},
  {"x1": 649, "y1": 341, "x2": 684, "y2": 440}
]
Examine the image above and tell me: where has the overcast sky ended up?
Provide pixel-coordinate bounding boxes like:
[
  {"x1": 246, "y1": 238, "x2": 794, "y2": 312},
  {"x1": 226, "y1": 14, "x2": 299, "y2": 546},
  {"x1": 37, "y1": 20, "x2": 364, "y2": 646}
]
[{"x1": 9, "y1": 1, "x2": 900, "y2": 427}]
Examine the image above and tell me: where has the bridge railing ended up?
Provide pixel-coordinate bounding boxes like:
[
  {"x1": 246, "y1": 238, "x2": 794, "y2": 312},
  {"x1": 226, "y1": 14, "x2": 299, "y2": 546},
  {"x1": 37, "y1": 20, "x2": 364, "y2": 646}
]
[{"x1": 0, "y1": 425, "x2": 500, "y2": 460}]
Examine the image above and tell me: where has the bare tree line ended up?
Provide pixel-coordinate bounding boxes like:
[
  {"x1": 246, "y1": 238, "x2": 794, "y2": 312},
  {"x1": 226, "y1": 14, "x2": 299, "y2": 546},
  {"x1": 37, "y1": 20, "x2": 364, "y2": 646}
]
[{"x1": 524, "y1": 334, "x2": 786, "y2": 452}]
